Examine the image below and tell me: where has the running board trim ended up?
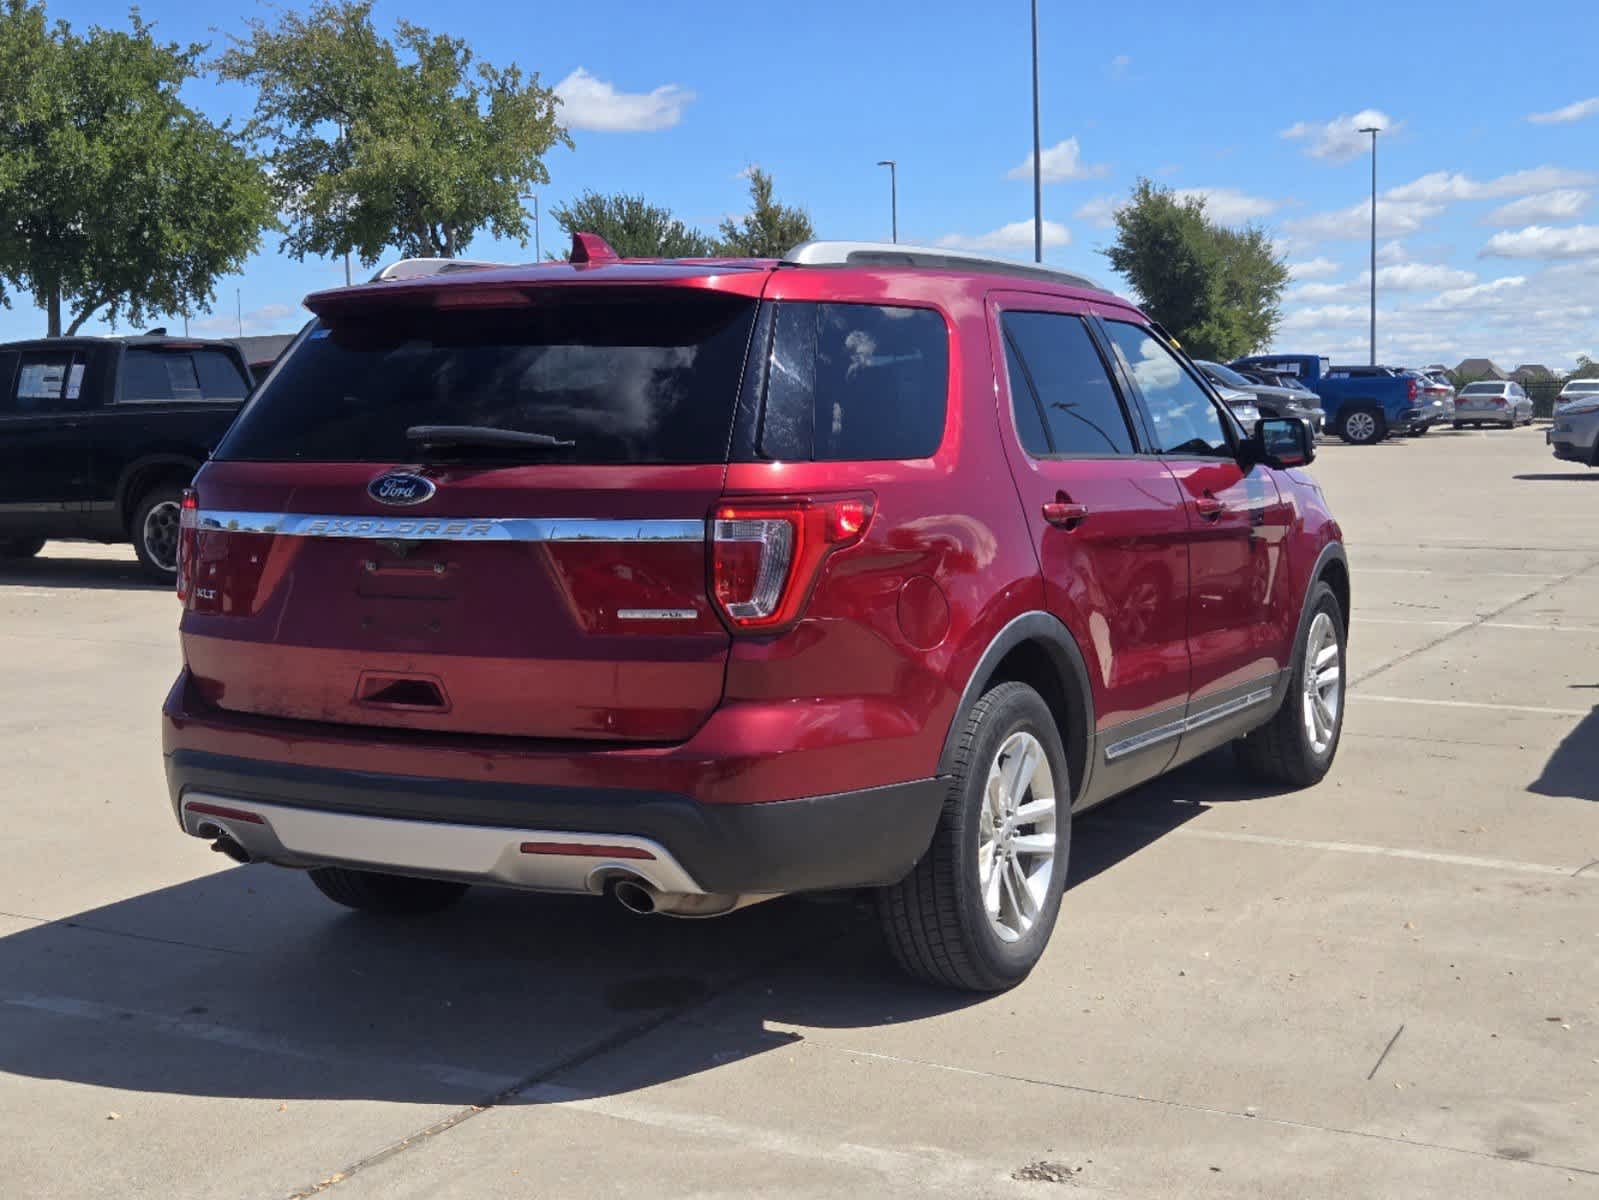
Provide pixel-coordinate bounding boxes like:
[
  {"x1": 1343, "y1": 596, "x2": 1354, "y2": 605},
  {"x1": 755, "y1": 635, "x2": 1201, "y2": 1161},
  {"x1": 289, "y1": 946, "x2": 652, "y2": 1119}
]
[{"x1": 1103, "y1": 686, "x2": 1276, "y2": 762}]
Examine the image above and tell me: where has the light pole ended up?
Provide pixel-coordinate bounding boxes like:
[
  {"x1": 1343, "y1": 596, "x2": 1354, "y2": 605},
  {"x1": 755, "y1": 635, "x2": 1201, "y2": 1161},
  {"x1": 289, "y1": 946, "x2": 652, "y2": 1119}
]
[
  {"x1": 876, "y1": 160, "x2": 897, "y2": 243},
  {"x1": 1359, "y1": 125, "x2": 1380, "y2": 365},
  {"x1": 1030, "y1": 0, "x2": 1043, "y2": 263},
  {"x1": 521, "y1": 192, "x2": 541, "y2": 260}
]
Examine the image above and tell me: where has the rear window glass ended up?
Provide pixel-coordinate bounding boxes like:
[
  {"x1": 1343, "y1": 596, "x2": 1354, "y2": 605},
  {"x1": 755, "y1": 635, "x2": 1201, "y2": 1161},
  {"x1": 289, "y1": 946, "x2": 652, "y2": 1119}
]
[
  {"x1": 1564, "y1": 381, "x2": 1599, "y2": 392},
  {"x1": 755, "y1": 302, "x2": 947, "y2": 461},
  {"x1": 4, "y1": 350, "x2": 89, "y2": 414},
  {"x1": 1460, "y1": 382, "x2": 1505, "y2": 394},
  {"x1": 119, "y1": 348, "x2": 249, "y2": 403},
  {"x1": 217, "y1": 293, "x2": 758, "y2": 464}
]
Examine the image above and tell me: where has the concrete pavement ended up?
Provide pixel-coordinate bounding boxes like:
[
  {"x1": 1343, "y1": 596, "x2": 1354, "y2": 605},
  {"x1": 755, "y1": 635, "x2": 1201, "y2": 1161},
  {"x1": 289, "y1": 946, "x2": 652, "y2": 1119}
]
[{"x1": 0, "y1": 423, "x2": 1594, "y2": 1198}]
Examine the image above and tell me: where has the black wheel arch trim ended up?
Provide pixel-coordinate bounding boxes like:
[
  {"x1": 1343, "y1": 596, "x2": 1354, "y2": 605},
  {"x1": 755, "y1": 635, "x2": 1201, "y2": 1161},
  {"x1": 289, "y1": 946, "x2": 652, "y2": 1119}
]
[
  {"x1": 1275, "y1": 541, "x2": 1350, "y2": 711},
  {"x1": 116, "y1": 454, "x2": 203, "y2": 528},
  {"x1": 937, "y1": 610, "x2": 1097, "y2": 801}
]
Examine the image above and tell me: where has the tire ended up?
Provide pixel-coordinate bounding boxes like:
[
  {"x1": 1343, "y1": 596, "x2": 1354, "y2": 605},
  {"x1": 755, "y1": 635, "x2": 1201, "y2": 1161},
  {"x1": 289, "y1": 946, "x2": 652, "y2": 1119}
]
[
  {"x1": 1452, "y1": 422, "x2": 1464, "y2": 430},
  {"x1": 308, "y1": 867, "x2": 469, "y2": 915},
  {"x1": 1413, "y1": 424, "x2": 1429, "y2": 436},
  {"x1": 131, "y1": 484, "x2": 185, "y2": 582},
  {"x1": 1235, "y1": 582, "x2": 1346, "y2": 788},
  {"x1": 1338, "y1": 407, "x2": 1384, "y2": 445},
  {"x1": 878, "y1": 682, "x2": 1070, "y2": 992},
  {"x1": 0, "y1": 537, "x2": 46, "y2": 559}
]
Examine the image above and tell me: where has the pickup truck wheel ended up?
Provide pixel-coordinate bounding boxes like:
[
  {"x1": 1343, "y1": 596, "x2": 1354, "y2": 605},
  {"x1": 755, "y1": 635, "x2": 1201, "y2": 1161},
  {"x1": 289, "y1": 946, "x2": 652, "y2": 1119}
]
[
  {"x1": 132, "y1": 485, "x2": 185, "y2": 582},
  {"x1": 1338, "y1": 408, "x2": 1383, "y2": 445},
  {"x1": 1235, "y1": 582, "x2": 1345, "y2": 787},
  {"x1": 308, "y1": 867, "x2": 469, "y2": 915},
  {"x1": 0, "y1": 537, "x2": 46, "y2": 559},
  {"x1": 878, "y1": 681, "x2": 1070, "y2": 992}
]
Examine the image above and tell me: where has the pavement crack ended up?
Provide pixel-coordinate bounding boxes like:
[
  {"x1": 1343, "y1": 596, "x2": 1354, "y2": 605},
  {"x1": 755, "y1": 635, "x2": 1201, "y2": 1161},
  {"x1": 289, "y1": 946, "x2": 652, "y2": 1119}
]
[
  {"x1": 1352, "y1": 557, "x2": 1599, "y2": 689},
  {"x1": 1366, "y1": 1024, "x2": 1405, "y2": 1081}
]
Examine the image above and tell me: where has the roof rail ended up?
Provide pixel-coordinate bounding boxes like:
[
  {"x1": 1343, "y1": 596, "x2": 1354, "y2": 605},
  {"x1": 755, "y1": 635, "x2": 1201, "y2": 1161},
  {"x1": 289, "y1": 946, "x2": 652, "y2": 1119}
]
[
  {"x1": 781, "y1": 240, "x2": 1107, "y2": 292},
  {"x1": 368, "y1": 257, "x2": 514, "y2": 283}
]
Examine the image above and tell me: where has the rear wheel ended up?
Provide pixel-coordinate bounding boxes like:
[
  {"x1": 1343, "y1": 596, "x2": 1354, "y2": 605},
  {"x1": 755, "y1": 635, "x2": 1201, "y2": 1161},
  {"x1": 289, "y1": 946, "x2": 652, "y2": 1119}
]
[
  {"x1": 0, "y1": 537, "x2": 46, "y2": 559},
  {"x1": 1452, "y1": 422, "x2": 1465, "y2": 430},
  {"x1": 1235, "y1": 582, "x2": 1346, "y2": 787},
  {"x1": 309, "y1": 867, "x2": 470, "y2": 915},
  {"x1": 879, "y1": 681, "x2": 1070, "y2": 992},
  {"x1": 1338, "y1": 407, "x2": 1383, "y2": 445},
  {"x1": 131, "y1": 484, "x2": 185, "y2": 582}
]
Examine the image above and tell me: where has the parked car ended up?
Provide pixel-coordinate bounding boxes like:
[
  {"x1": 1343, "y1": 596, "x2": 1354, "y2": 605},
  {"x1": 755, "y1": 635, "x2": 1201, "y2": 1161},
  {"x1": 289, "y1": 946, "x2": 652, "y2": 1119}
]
[
  {"x1": 1453, "y1": 380, "x2": 1533, "y2": 428},
  {"x1": 1421, "y1": 370, "x2": 1457, "y2": 423},
  {"x1": 1231, "y1": 354, "x2": 1423, "y2": 445},
  {"x1": 1547, "y1": 387, "x2": 1599, "y2": 465},
  {"x1": 162, "y1": 237, "x2": 1349, "y2": 992},
  {"x1": 1393, "y1": 369, "x2": 1447, "y2": 434},
  {"x1": 0, "y1": 335, "x2": 253, "y2": 579},
  {"x1": 1555, "y1": 378, "x2": 1599, "y2": 411},
  {"x1": 1195, "y1": 359, "x2": 1326, "y2": 432}
]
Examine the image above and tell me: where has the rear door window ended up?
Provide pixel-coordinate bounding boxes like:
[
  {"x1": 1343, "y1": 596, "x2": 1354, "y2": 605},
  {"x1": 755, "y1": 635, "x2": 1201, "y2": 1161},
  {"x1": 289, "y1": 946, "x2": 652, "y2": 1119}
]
[
  {"x1": 1101, "y1": 321, "x2": 1231, "y2": 457},
  {"x1": 121, "y1": 349, "x2": 202, "y2": 402},
  {"x1": 4, "y1": 349, "x2": 90, "y2": 415},
  {"x1": 1001, "y1": 311, "x2": 1136, "y2": 456},
  {"x1": 754, "y1": 302, "x2": 948, "y2": 461},
  {"x1": 218, "y1": 292, "x2": 759, "y2": 464},
  {"x1": 193, "y1": 350, "x2": 250, "y2": 400}
]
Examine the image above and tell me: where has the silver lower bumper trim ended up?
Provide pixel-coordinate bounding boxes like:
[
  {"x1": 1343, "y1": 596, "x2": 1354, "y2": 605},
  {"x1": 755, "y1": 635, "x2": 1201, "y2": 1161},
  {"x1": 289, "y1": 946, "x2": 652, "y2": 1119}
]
[{"x1": 180, "y1": 793, "x2": 706, "y2": 895}]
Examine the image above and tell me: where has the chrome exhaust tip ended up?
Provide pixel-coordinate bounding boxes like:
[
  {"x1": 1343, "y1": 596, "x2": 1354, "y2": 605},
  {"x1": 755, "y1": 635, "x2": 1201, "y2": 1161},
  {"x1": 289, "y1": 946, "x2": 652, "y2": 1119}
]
[{"x1": 612, "y1": 878, "x2": 659, "y2": 915}]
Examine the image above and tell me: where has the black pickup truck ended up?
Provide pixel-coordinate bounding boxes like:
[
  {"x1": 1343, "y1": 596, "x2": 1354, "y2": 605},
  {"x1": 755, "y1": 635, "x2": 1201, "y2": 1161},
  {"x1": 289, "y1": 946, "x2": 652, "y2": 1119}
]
[{"x1": 0, "y1": 335, "x2": 254, "y2": 580}]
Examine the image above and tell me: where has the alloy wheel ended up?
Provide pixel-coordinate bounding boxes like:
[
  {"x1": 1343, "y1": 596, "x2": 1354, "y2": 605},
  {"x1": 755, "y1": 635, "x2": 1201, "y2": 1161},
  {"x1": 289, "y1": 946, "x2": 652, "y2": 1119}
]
[
  {"x1": 1301, "y1": 612, "x2": 1342, "y2": 755},
  {"x1": 142, "y1": 500, "x2": 181, "y2": 573},
  {"x1": 976, "y1": 731, "x2": 1057, "y2": 943}
]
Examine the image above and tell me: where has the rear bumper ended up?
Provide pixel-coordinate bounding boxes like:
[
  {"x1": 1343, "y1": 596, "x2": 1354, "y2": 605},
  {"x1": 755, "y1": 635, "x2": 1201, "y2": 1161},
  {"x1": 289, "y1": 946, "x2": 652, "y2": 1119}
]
[{"x1": 165, "y1": 748, "x2": 947, "y2": 896}]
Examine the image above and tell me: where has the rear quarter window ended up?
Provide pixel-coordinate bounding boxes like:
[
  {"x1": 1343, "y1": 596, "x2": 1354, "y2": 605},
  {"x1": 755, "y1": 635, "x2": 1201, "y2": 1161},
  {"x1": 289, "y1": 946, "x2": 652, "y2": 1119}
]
[{"x1": 754, "y1": 302, "x2": 948, "y2": 461}]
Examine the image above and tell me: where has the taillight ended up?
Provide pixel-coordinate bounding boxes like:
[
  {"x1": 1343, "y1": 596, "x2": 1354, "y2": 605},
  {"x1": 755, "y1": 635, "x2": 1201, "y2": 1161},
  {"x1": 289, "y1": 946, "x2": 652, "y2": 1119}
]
[
  {"x1": 1407, "y1": 379, "x2": 1418, "y2": 401},
  {"x1": 710, "y1": 496, "x2": 874, "y2": 633},
  {"x1": 176, "y1": 488, "x2": 198, "y2": 602}
]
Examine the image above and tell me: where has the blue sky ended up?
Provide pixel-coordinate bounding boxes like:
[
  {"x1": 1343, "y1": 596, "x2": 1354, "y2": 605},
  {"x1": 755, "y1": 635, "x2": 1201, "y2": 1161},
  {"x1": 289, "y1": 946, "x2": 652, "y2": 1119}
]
[{"x1": 7, "y1": 0, "x2": 1596, "y2": 370}]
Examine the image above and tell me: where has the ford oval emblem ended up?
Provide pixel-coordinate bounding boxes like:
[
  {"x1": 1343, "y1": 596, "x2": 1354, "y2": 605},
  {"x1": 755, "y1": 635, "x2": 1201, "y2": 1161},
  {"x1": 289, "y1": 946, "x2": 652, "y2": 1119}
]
[{"x1": 368, "y1": 472, "x2": 436, "y2": 507}]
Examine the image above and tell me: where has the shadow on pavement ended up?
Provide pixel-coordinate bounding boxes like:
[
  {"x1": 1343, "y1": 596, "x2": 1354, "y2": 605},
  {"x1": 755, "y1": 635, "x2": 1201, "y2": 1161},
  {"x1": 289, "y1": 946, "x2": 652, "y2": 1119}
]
[
  {"x1": 1513, "y1": 473, "x2": 1598, "y2": 482},
  {"x1": 0, "y1": 550, "x2": 161, "y2": 591},
  {"x1": 1528, "y1": 703, "x2": 1599, "y2": 801},
  {"x1": 0, "y1": 768, "x2": 1238, "y2": 1108}
]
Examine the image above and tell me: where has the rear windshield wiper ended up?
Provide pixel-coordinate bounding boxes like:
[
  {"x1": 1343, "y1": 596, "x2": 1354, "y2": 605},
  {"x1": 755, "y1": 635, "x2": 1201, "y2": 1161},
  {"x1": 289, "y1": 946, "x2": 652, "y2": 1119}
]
[{"x1": 405, "y1": 424, "x2": 576, "y2": 451}]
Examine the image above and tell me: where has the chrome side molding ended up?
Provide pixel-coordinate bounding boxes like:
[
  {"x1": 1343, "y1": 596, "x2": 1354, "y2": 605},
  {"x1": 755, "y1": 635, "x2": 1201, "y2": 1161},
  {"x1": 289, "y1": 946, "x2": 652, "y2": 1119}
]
[
  {"x1": 1103, "y1": 685, "x2": 1275, "y2": 762},
  {"x1": 192, "y1": 510, "x2": 705, "y2": 543}
]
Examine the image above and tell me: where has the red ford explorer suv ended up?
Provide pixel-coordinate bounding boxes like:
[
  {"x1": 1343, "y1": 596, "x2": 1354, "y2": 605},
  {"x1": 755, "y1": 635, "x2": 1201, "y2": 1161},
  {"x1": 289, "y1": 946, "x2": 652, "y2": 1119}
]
[{"x1": 163, "y1": 237, "x2": 1348, "y2": 991}]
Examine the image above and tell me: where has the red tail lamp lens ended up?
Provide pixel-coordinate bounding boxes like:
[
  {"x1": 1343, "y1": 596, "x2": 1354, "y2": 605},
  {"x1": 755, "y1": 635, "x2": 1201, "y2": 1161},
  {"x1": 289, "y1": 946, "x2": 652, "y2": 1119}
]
[
  {"x1": 176, "y1": 488, "x2": 199, "y2": 602},
  {"x1": 710, "y1": 495, "x2": 874, "y2": 633}
]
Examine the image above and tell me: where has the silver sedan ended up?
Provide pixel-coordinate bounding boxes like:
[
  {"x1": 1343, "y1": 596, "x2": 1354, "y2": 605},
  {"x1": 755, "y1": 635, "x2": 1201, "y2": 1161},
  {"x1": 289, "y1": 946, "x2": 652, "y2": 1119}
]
[{"x1": 1453, "y1": 381, "x2": 1533, "y2": 428}]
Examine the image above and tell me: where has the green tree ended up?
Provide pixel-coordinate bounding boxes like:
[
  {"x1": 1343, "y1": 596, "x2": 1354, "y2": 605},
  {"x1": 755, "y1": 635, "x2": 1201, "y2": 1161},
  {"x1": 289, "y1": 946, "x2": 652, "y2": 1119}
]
[
  {"x1": 549, "y1": 191, "x2": 713, "y2": 258},
  {"x1": 1103, "y1": 179, "x2": 1288, "y2": 360},
  {"x1": 216, "y1": 0, "x2": 568, "y2": 267},
  {"x1": 0, "y1": 1, "x2": 273, "y2": 336},
  {"x1": 716, "y1": 167, "x2": 814, "y2": 258},
  {"x1": 1570, "y1": 355, "x2": 1599, "y2": 380}
]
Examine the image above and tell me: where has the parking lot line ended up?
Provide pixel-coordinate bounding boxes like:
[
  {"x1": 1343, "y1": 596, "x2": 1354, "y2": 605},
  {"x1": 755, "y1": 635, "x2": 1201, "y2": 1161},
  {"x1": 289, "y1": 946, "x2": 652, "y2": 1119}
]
[
  {"x1": 1354, "y1": 694, "x2": 1589, "y2": 718},
  {"x1": 1359, "y1": 568, "x2": 1560, "y2": 579},
  {"x1": 1162, "y1": 827, "x2": 1586, "y2": 878},
  {"x1": 1356, "y1": 616, "x2": 1599, "y2": 634}
]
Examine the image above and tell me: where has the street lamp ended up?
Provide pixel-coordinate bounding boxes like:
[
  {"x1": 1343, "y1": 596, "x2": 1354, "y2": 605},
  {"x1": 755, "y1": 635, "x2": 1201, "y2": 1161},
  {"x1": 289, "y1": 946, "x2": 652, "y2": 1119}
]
[
  {"x1": 520, "y1": 192, "x2": 542, "y2": 261},
  {"x1": 1359, "y1": 125, "x2": 1380, "y2": 366},
  {"x1": 876, "y1": 160, "x2": 897, "y2": 243},
  {"x1": 1030, "y1": 0, "x2": 1043, "y2": 263}
]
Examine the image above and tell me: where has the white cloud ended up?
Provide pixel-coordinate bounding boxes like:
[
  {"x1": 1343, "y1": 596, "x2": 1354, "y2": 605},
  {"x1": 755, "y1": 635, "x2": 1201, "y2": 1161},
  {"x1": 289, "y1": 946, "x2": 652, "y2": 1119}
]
[
  {"x1": 1284, "y1": 198, "x2": 1440, "y2": 242},
  {"x1": 191, "y1": 302, "x2": 299, "y2": 336},
  {"x1": 554, "y1": 67, "x2": 694, "y2": 132},
  {"x1": 937, "y1": 220, "x2": 1070, "y2": 252},
  {"x1": 1376, "y1": 263, "x2": 1476, "y2": 291},
  {"x1": 1528, "y1": 97, "x2": 1599, "y2": 125},
  {"x1": 1481, "y1": 225, "x2": 1599, "y2": 260},
  {"x1": 1418, "y1": 277, "x2": 1527, "y2": 311},
  {"x1": 1288, "y1": 256, "x2": 1340, "y2": 280},
  {"x1": 1485, "y1": 190, "x2": 1590, "y2": 225},
  {"x1": 1387, "y1": 166, "x2": 1594, "y2": 203},
  {"x1": 1279, "y1": 303, "x2": 1366, "y2": 328},
  {"x1": 1109, "y1": 54, "x2": 1131, "y2": 78},
  {"x1": 1172, "y1": 187, "x2": 1278, "y2": 223},
  {"x1": 1280, "y1": 109, "x2": 1396, "y2": 162},
  {"x1": 1074, "y1": 195, "x2": 1119, "y2": 229},
  {"x1": 1376, "y1": 239, "x2": 1409, "y2": 264},
  {"x1": 1006, "y1": 137, "x2": 1108, "y2": 183},
  {"x1": 1288, "y1": 281, "x2": 1355, "y2": 302}
]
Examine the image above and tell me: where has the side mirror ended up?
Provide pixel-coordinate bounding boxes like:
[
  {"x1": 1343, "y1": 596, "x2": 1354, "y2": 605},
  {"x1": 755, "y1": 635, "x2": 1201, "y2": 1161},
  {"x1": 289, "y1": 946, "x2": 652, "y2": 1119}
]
[{"x1": 1247, "y1": 416, "x2": 1316, "y2": 469}]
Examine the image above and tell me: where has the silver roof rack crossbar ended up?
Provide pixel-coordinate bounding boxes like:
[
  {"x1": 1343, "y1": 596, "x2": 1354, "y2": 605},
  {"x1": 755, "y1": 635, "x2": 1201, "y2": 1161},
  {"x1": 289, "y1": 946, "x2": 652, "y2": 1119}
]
[
  {"x1": 368, "y1": 257, "x2": 515, "y2": 283},
  {"x1": 780, "y1": 240, "x2": 1107, "y2": 293}
]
